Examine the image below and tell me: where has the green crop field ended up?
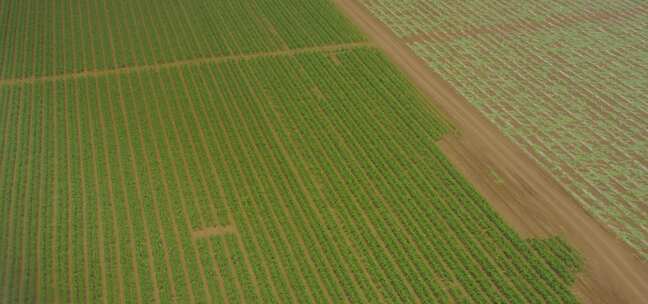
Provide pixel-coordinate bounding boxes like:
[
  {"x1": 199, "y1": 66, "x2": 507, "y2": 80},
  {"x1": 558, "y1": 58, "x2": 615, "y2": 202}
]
[
  {"x1": 1, "y1": 0, "x2": 581, "y2": 303},
  {"x1": 361, "y1": 0, "x2": 648, "y2": 260}
]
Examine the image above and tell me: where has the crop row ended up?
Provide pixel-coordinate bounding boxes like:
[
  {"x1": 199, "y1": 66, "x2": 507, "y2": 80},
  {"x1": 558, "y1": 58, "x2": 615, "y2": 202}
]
[
  {"x1": 0, "y1": 0, "x2": 364, "y2": 79},
  {"x1": 1, "y1": 46, "x2": 582, "y2": 303}
]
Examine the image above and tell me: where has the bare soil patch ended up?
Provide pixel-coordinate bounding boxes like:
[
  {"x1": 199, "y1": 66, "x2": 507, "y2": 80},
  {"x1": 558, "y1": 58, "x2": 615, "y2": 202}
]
[
  {"x1": 192, "y1": 225, "x2": 237, "y2": 240},
  {"x1": 333, "y1": 0, "x2": 648, "y2": 303}
]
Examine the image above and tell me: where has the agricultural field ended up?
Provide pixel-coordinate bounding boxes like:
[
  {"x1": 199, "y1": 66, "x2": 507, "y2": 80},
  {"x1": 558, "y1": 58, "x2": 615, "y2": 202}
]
[
  {"x1": 0, "y1": 0, "x2": 584, "y2": 303},
  {"x1": 360, "y1": 0, "x2": 648, "y2": 260}
]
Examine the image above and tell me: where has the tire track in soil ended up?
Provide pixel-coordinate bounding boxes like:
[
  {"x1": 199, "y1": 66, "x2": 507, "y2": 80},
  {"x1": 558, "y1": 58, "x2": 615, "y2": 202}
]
[
  {"x1": 334, "y1": 1, "x2": 648, "y2": 303},
  {"x1": 241, "y1": 60, "x2": 372, "y2": 304},
  {"x1": 0, "y1": 42, "x2": 371, "y2": 87}
]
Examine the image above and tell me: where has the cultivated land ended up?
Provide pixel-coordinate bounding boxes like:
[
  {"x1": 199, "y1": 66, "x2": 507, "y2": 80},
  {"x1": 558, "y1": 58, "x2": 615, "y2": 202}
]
[
  {"x1": 358, "y1": 0, "x2": 648, "y2": 260},
  {"x1": 0, "y1": 0, "x2": 616, "y2": 303},
  {"x1": 343, "y1": 0, "x2": 648, "y2": 302}
]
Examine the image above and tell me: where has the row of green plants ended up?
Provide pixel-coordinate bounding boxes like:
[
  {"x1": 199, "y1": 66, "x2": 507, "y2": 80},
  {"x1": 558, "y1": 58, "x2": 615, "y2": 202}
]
[
  {"x1": 0, "y1": 0, "x2": 365, "y2": 80},
  {"x1": 0, "y1": 46, "x2": 583, "y2": 303}
]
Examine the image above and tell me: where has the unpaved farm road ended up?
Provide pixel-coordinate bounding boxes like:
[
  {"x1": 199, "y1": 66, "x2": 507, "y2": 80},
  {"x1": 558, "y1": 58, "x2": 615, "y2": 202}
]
[{"x1": 333, "y1": 0, "x2": 648, "y2": 303}]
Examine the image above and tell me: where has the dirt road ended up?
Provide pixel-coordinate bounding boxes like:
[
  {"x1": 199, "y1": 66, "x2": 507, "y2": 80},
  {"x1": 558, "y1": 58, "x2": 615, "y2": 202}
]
[{"x1": 333, "y1": 0, "x2": 648, "y2": 303}]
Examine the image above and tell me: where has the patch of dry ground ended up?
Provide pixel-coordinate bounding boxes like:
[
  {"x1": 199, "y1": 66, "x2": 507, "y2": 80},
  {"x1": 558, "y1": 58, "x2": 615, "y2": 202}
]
[{"x1": 333, "y1": 0, "x2": 648, "y2": 303}]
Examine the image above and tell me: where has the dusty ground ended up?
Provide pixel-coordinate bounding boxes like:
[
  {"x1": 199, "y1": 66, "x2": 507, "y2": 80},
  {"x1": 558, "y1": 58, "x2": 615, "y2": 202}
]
[{"x1": 333, "y1": 0, "x2": 648, "y2": 303}]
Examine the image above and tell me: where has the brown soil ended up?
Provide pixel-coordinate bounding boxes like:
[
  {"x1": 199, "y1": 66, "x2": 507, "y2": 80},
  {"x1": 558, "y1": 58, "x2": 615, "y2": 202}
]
[{"x1": 333, "y1": 0, "x2": 648, "y2": 303}]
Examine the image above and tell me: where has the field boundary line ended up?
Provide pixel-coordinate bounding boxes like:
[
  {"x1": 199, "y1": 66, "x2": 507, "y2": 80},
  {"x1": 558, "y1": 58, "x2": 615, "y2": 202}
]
[
  {"x1": 0, "y1": 42, "x2": 371, "y2": 86},
  {"x1": 403, "y1": 3, "x2": 648, "y2": 43}
]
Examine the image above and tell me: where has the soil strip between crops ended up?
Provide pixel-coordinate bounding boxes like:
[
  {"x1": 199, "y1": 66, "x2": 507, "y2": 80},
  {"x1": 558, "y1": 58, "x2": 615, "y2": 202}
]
[{"x1": 0, "y1": 42, "x2": 370, "y2": 86}]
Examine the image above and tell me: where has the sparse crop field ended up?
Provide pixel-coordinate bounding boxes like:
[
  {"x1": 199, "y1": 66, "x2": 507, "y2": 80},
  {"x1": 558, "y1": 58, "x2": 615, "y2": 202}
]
[
  {"x1": 360, "y1": 0, "x2": 648, "y2": 260},
  {"x1": 0, "y1": 0, "x2": 583, "y2": 303}
]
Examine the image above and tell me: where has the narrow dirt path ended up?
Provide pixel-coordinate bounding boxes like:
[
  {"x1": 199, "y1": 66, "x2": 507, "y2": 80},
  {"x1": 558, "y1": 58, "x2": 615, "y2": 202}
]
[
  {"x1": 0, "y1": 42, "x2": 370, "y2": 86},
  {"x1": 333, "y1": 1, "x2": 648, "y2": 303}
]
